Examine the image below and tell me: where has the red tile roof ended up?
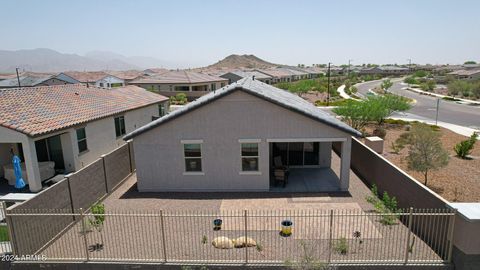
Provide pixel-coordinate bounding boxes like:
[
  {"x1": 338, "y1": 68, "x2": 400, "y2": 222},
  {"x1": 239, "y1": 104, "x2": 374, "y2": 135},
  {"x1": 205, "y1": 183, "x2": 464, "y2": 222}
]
[
  {"x1": 0, "y1": 84, "x2": 168, "y2": 137},
  {"x1": 130, "y1": 70, "x2": 228, "y2": 84},
  {"x1": 63, "y1": 71, "x2": 111, "y2": 82}
]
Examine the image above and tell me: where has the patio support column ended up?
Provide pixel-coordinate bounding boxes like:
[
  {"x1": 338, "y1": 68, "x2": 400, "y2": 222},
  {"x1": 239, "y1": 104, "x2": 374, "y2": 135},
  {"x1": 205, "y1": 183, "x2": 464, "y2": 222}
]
[
  {"x1": 23, "y1": 139, "x2": 42, "y2": 192},
  {"x1": 339, "y1": 139, "x2": 351, "y2": 191}
]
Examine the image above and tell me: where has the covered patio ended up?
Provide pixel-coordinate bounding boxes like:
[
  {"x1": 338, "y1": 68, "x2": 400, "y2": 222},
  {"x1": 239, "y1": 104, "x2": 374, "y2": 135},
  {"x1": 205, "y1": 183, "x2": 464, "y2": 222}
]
[{"x1": 269, "y1": 139, "x2": 350, "y2": 193}]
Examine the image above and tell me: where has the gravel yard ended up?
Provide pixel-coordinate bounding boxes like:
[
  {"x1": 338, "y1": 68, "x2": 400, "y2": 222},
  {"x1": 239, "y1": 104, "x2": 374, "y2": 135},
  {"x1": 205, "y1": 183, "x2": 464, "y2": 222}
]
[{"x1": 366, "y1": 124, "x2": 480, "y2": 202}]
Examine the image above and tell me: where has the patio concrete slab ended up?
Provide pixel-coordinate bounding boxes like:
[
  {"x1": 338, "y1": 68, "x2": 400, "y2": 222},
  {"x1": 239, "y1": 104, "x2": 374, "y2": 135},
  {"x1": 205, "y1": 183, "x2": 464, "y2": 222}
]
[{"x1": 270, "y1": 167, "x2": 341, "y2": 192}]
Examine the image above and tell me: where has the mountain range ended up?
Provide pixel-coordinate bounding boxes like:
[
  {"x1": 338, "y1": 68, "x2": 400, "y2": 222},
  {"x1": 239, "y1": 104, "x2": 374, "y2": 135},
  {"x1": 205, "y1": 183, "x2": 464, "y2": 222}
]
[{"x1": 0, "y1": 48, "x2": 169, "y2": 73}]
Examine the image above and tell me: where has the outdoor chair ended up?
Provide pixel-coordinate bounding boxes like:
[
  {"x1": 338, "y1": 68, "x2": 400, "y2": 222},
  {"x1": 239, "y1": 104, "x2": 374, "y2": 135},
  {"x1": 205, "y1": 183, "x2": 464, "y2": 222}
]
[{"x1": 273, "y1": 156, "x2": 289, "y2": 187}]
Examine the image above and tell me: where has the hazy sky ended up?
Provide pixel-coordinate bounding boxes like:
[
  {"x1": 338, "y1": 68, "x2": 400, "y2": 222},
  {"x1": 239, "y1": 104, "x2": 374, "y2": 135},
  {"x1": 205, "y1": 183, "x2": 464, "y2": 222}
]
[{"x1": 2, "y1": 0, "x2": 479, "y2": 67}]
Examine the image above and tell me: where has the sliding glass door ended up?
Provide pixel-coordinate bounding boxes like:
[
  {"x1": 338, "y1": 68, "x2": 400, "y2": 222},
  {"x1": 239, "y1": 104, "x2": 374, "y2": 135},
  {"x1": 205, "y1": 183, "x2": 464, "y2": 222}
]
[{"x1": 272, "y1": 142, "x2": 320, "y2": 167}]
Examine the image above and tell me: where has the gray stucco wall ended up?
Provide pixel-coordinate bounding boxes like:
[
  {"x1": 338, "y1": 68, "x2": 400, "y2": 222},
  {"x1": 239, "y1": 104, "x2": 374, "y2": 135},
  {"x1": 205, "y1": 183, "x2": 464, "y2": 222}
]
[{"x1": 133, "y1": 90, "x2": 351, "y2": 192}]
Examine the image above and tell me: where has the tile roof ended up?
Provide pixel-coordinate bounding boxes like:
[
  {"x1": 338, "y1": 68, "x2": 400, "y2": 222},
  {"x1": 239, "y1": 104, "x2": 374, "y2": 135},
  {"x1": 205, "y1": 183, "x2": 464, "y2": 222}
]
[
  {"x1": 105, "y1": 70, "x2": 144, "y2": 80},
  {"x1": 448, "y1": 69, "x2": 480, "y2": 76},
  {"x1": 130, "y1": 70, "x2": 227, "y2": 84},
  {"x1": 0, "y1": 73, "x2": 60, "y2": 88},
  {"x1": 124, "y1": 77, "x2": 361, "y2": 140},
  {"x1": 0, "y1": 84, "x2": 168, "y2": 137},
  {"x1": 256, "y1": 68, "x2": 293, "y2": 78},
  {"x1": 63, "y1": 71, "x2": 112, "y2": 82},
  {"x1": 223, "y1": 70, "x2": 272, "y2": 80}
]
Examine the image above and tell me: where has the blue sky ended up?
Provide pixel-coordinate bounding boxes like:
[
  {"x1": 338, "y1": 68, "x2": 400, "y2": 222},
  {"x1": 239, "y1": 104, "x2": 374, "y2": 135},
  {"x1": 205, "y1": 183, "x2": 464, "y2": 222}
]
[{"x1": 1, "y1": 0, "x2": 479, "y2": 67}]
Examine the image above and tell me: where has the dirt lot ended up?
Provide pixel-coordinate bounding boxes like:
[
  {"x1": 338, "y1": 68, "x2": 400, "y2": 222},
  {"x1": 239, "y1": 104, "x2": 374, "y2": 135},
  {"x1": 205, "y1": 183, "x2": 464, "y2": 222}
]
[{"x1": 365, "y1": 124, "x2": 480, "y2": 202}]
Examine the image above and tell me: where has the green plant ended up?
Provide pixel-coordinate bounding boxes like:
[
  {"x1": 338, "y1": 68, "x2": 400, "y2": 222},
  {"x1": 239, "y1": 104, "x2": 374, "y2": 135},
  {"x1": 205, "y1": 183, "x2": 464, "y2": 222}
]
[
  {"x1": 404, "y1": 76, "x2": 418, "y2": 85},
  {"x1": 381, "y1": 79, "x2": 393, "y2": 91},
  {"x1": 454, "y1": 132, "x2": 478, "y2": 159},
  {"x1": 334, "y1": 237, "x2": 348, "y2": 255},
  {"x1": 384, "y1": 119, "x2": 410, "y2": 125},
  {"x1": 0, "y1": 226, "x2": 9, "y2": 241},
  {"x1": 284, "y1": 241, "x2": 332, "y2": 270},
  {"x1": 88, "y1": 203, "x2": 106, "y2": 251},
  {"x1": 406, "y1": 123, "x2": 450, "y2": 186},
  {"x1": 365, "y1": 185, "x2": 399, "y2": 225},
  {"x1": 372, "y1": 127, "x2": 386, "y2": 139},
  {"x1": 201, "y1": 235, "x2": 208, "y2": 244},
  {"x1": 391, "y1": 141, "x2": 404, "y2": 154}
]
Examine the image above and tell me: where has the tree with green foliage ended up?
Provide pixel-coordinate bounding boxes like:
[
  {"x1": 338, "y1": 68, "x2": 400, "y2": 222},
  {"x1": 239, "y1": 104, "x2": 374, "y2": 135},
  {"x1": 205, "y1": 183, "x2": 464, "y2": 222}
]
[
  {"x1": 406, "y1": 123, "x2": 449, "y2": 186},
  {"x1": 368, "y1": 95, "x2": 411, "y2": 125},
  {"x1": 448, "y1": 80, "x2": 471, "y2": 97},
  {"x1": 381, "y1": 79, "x2": 393, "y2": 91},
  {"x1": 420, "y1": 80, "x2": 436, "y2": 92},
  {"x1": 454, "y1": 132, "x2": 478, "y2": 159},
  {"x1": 464, "y1": 61, "x2": 477, "y2": 65},
  {"x1": 404, "y1": 76, "x2": 418, "y2": 85}
]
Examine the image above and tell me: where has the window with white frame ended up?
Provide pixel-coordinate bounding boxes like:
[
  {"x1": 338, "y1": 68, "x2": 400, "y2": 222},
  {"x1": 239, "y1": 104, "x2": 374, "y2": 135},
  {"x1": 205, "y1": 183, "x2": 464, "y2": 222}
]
[
  {"x1": 76, "y1": 127, "x2": 88, "y2": 153},
  {"x1": 241, "y1": 143, "x2": 259, "y2": 171},
  {"x1": 184, "y1": 143, "x2": 202, "y2": 172}
]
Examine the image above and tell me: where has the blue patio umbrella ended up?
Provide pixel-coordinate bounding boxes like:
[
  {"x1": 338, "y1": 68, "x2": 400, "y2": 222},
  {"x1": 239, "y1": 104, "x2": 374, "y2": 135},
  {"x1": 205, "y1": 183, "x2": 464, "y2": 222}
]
[{"x1": 12, "y1": 155, "x2": 26, "y2": 189}]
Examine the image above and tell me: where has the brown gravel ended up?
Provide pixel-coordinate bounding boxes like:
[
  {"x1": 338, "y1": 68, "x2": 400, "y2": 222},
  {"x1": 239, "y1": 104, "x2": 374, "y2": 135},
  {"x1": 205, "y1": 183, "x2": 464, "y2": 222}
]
[{"x1": 365, "y1": 124, "x2": 480, "y2": 202}]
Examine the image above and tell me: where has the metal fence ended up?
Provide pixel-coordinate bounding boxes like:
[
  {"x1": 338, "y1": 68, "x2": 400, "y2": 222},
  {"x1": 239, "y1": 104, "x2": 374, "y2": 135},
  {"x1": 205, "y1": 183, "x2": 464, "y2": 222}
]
[
  {"x1": 5, "y1": 208, "x2": 455, "y2": 265},
  {"x1": 0, "y1": 203, "x2": 12, "y2": 255}
]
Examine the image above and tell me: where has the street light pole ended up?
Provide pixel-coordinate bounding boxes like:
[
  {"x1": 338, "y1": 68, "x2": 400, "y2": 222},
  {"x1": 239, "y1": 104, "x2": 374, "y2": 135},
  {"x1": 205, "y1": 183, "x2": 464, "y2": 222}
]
[
  {"x1": 327, "y1": 62, "x2": 331, "y2": 106},
  {"x1": 407, "y1": 59, "x2": 412, "y2": 73},
  {"x1": 435, "y1": 98, "x2": 440, "y2": 126}
]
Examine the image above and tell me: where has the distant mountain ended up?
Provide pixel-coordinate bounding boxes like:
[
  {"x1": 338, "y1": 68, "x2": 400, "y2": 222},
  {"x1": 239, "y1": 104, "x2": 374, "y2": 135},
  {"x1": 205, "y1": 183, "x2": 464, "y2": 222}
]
[
  {"x1": 206, "y1": 54, "x2": 278, "y2": 69},
  {"x1": 85, "y1": 51, "x2": 170, "y2": 70},
  {"x1": 0, "y1": 48, "x2": 140, "y2": 73}
]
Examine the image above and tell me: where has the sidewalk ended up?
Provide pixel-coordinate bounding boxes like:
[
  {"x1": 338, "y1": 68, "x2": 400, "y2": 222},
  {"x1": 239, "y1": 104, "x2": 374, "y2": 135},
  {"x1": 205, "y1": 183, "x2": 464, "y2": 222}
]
[
  {"x1": 390, "y1": 113, "x2": 479, "y2": 139},
  {"x1": 403, "y1": 84, "x2": 480, "y2": 105}
]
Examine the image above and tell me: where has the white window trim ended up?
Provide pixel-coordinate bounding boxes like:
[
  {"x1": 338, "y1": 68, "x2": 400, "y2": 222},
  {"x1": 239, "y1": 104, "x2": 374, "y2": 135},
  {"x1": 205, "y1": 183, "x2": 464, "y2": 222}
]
[
  {"x1": 240, "y1": 142, "x2": 260, "y2": 173},
  {"x1": 266, "y1": 138, "x2": 346, "y2": 143},
  {"x1": 182, "y1": 140, "x2": 203, "y2": 174},
  {"x1": 181, "y1": 139, "x2": 204, "y2": 144},
  {"x1": 238, "y1": 139, "x2": 261, "y2": 143}
]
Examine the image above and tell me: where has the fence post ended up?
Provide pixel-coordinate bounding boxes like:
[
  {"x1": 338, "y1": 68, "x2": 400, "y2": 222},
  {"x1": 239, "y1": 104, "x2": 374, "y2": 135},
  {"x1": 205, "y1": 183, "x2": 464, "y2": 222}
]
[
  {"x1": 328, "y1": 209, "x2": 333, "y2": 264},
  {"x1": 80, "y1": 208, "x2": 90, "y2": 261},
  {"x1": 101, "y1": 154, "x2": 109, "y2": 193},
  {"x1": 2, "y1": 202, "x2": 17, "y2": 255},
  {"x1": 446, "y1": 208, "x2": 457, "y2": 263},
  {"x1": 160, "y1": 210, "x2": 168, "y2": 262},
  {"x1": 404, "y1": 207, "x2": 413, "y2": 264},
  {"x1": 244, "y1": 209, "x2": 248, "y2": 264}
]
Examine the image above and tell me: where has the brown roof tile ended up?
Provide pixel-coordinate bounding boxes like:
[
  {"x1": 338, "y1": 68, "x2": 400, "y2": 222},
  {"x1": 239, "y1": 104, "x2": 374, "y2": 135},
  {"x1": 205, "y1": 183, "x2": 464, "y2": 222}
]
[{"x1": 0, "y1": 84, "x2": 168, "y2": 137}]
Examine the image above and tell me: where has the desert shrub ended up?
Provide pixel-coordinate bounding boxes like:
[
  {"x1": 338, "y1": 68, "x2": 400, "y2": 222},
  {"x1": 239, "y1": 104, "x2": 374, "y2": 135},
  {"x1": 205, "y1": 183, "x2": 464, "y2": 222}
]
[
  {"x1": 404, "y1": 76, "x2": 418, "y2": 84},
  {"x1": 384, "y1": 119, "x2": 409, "y2": 125},
  {"x1": 334, "y1": 237, "x2": 349, "y2": 255},
  {"x1": 170, "y1": 93, "x2": 188, "y2": 105},
  {"x1": 366, "y1": 184, "x2": 398, "y2": 225},
  {"x1": 372, "y1": 127, "x2": 387, "y2": 139},
  {"x1": 454, "y1": 132, "x2": 478, "y2": 159}
]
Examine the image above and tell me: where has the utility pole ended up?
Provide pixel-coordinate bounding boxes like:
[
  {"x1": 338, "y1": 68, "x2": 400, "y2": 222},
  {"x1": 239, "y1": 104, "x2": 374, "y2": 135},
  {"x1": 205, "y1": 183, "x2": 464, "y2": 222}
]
[
  {"x1": 347, "y1": 59, "x2": 353, "y2": 77},
  {"x1": 407, "y1": 59, "x2": 412, "y2": 73},
  {"x1": 15, "y1": 68, "x2": 21, "y2": 88},
  {"x1": 435, "y1": 98, "x2": 440, "y2": 126},
  {"x1": 327, "y1": 62, "x2": 331, "y2": 106}
]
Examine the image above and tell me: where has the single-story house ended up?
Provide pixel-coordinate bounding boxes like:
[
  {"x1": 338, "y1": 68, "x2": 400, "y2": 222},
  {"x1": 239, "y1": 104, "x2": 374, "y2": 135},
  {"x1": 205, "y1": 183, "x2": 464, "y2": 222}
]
[
  {"x1": 129, "y1": 70, "x2": 229, "y2": 101},
  {"x1": 105, "y1": 70, "x2": 145, "y2": 84},
  {"x1": 0, "y1": 84, "x2": 168, "y2": 192},
  {"x1": 447, "y1": 69, "x2": 480, "y2": 80},
  {"x1": 60, "y1": 71, "x2": 125, "y2": 88},
  {"x1": 0, "y1": 72, "x2": 73, "y2": 88},
  {"x1": 124, "y1": 77, "x2": 361, "y2": 192},
  {"x1": 220, "y1": 70, "x2": 273, "y2": 84},
  {"x1": 359, "y1": 66, "x2": 410, "y2": 76},
  {"x1": 256, "y1": 68, "x2": 295, "y2": 83}
]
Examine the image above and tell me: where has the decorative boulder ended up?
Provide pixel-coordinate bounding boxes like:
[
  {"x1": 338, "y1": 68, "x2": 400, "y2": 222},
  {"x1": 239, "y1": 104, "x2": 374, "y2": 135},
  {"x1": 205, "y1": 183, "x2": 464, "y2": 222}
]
[
  {"x1": 233, "y1": 236, "x2": 257, "y2": 248},
  {"x1": 212, "y1": 237, "x2": 234, "y2": 249}
]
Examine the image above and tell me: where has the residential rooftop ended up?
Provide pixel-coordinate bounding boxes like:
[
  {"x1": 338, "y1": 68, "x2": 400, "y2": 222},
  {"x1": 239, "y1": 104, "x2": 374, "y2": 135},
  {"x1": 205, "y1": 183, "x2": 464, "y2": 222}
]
[
  {"x1": 62, "y1": 71, "x2": 112, "y2": 82},
  {"x1": 124, "y1": 77, "x2": 361, "y2": 140},
  {"x1": 0, "y1": 84, "x2": 168, "y2": 137},
  {"x1": 130, "y1": 70, "x2": 227, "y2": 84},
  {"x1": 224, "y1": 70, "x2": 272, "y2": 80}
]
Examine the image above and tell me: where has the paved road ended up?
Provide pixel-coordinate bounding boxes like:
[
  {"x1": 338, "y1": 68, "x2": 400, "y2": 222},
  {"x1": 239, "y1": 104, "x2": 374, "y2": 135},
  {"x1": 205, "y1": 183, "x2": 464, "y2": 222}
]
[{"x1": 355, "y1": 79, "x2": 480, "y2": 130}]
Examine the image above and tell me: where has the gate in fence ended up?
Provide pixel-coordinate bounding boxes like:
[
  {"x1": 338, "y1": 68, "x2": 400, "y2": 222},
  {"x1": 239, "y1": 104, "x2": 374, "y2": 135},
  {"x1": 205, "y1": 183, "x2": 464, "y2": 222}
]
[{"x1": 4, "y1": 208, "x2": 455, "y2": 265}]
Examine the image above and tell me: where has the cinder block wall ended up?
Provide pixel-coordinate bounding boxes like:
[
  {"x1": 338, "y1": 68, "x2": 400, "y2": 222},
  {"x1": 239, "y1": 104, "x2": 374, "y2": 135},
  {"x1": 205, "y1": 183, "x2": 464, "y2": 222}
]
[{"x1": 7, "y1": 142, "x2": 134, "y2": 256}]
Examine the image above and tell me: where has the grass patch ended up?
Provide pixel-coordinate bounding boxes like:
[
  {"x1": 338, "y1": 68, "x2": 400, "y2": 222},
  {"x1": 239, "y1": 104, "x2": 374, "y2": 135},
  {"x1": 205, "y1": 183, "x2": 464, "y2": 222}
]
[{"x1": 0, "y1": 225, "x2": 9, "y2": 241}]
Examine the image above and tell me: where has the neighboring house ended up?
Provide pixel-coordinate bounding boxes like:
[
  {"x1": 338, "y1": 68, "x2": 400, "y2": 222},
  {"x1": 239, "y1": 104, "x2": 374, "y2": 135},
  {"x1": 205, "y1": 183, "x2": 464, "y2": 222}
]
[
  {"x1": 61, "y1": 71, "x2": 125, "y2": 88},
  {"x1": 0, "y1": 72, "x2": 73, "y2": 88},
  {"x1": 447, "y1": 69, "x2": 480, "y2": 80},
  {"x1": 220, "y1": 70, "x2": 273, "y2": 84},
  {"x1": 124, "y1": 78, "x2": 361, "y2": 192},
  {"x1": 359, "y1": 66, "x2": 410, "y2": 76},
  {"x1": 256, "y1": 68, "x2": 294, "y2": 83},
  {"x1": 105, "y1": 70, "x2": 144, "y2": 84},
  {"x1": 129, "y1": 70, "x2": 229, "y2": 100},
  {"x1": 143, "y1": 68, "x2": 169, "y2": 76},
  {"x1": 0, "y1": 84, "x2": 168, "y2": 192},
  {"x1": 297, "y1": 66, "x2": 325, "y2": 79}
]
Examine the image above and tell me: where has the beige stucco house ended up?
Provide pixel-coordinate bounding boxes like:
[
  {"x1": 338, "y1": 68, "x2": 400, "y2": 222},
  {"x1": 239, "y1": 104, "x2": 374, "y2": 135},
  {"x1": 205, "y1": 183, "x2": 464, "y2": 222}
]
[
  {"x1": 0, "y1": 84, "x2": 168, "y2": 192},
  {"x1": 124, "y1": 78, "x2": 361, "y2": 192}
]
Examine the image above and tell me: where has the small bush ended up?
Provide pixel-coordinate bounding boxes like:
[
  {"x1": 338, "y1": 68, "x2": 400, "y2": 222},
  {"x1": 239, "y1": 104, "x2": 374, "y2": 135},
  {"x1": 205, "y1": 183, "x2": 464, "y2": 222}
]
[
  {"x1": 442, "y1": 96, "x2": 460, "y2": 101},
  {"x1": 372, "y1": 127, "x2": 387, "y2": 139},
  {"x1": 384, "y1": 119, "x2": 409, "y2": 125},
  {"x1": 334, "y1": 237, "x2": 348, "y2": 255},
  {"x1": 365, "y1": 184, "x2": 399, "y2": 225},
  {"x1": 454, "y1": 132, "x2": 478, "y2": 159}
]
